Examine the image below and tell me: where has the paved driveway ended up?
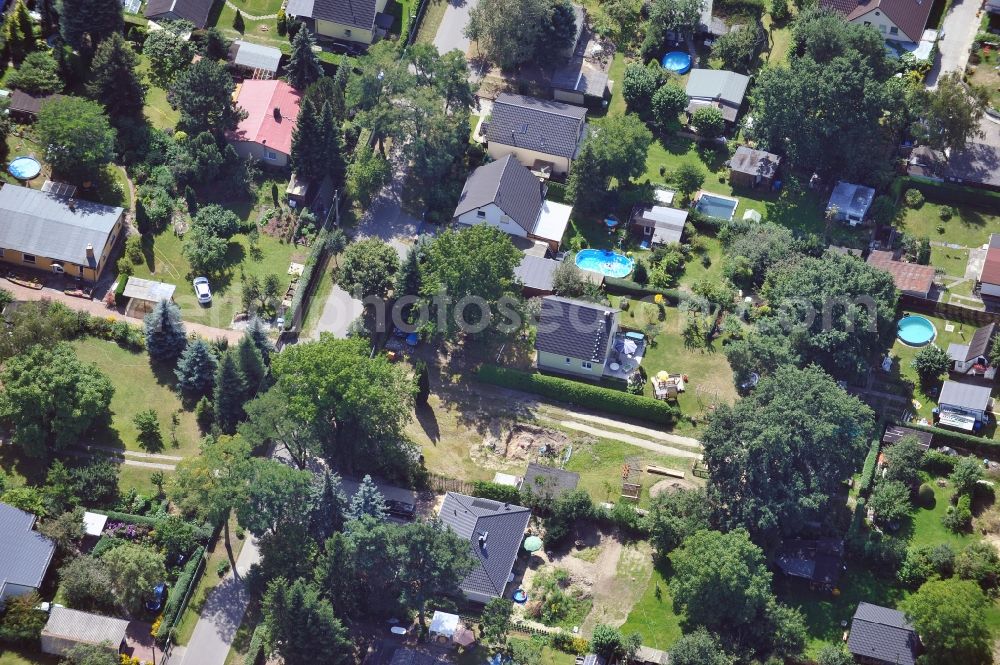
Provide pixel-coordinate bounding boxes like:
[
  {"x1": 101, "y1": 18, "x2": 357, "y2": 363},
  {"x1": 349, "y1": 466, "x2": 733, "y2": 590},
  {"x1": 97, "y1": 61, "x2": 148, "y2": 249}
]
[
  {"x1": 926, "y1": 0, "x2": 981, "y2": 87},
  {"x1": 310, "y1": 159, "x2": 419, "y2": 339},
  {"x1": 433, "y1": 0, "x2": 476, "y2": 56}
]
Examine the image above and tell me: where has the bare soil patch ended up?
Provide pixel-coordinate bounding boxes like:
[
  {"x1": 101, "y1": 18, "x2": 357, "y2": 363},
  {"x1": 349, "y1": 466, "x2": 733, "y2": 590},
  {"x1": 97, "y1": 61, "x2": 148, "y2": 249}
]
[
  {"x1": 649, "y1": 477, "x2": 700, "y2": 497},
  {"x1": 477, "y1": 422, "x2": 570, "y2": 464}
]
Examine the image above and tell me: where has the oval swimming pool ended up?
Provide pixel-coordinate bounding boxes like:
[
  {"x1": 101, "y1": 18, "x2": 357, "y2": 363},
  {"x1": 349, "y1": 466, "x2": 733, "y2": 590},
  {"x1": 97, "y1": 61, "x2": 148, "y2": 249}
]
[
  {"x1": 897, "y1": 315, "x2": 936, "y2": 346},
  {"x1": 575, "y1": 249, "x2": 634, "y2": 279},
  {"x1": 8, "y1": 156, "x2": 41, "y2": 180},
  {"x1": 661, "y1": 51, "x2": 692, "y2": 75}
]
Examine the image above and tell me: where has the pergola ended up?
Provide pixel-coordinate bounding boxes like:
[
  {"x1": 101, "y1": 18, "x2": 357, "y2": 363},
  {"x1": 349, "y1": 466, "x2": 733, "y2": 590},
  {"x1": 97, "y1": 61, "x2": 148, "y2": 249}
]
[{"x1": 123, "y1": 277, "x2": 176, "y2": 316}]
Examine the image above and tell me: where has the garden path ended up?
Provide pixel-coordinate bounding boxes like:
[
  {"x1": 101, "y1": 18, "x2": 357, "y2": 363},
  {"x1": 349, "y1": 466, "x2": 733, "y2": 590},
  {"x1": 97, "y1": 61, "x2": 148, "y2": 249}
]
[
  {"x1": 536, "y1": 416, "x2": 702, "y2": 460},
  {"x1": 223, "y1": 0, "x2": 279, "y2": 19}
]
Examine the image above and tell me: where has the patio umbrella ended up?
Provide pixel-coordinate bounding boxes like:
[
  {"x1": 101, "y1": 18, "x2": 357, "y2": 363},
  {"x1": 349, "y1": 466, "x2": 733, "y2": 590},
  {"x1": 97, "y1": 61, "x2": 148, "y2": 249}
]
[
  {"x1": 656, "y1": 371, "x2": 669, "y2": 382},
  {"x1": 453, "y1": 627, "x2": 476, "y2": 647},
  {"x1": 614, "y1": 339, "x2": 638, "y2": 356},
  {"x1": 523, "y1": 536, "x2": 543, "y2": 552}
]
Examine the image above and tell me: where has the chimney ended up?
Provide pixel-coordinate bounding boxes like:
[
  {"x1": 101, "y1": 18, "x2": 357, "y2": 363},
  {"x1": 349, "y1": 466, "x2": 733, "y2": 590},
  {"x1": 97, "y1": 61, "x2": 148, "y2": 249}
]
[
  {"x1": 273, "y1": 107, "x2": 281, "y2": 121},
  {"x1": 86, "y1": 244, "x2": 94, "y2": 260},
  {"x1": 68, "y1": 199, "x2": 76, "y2": 211},
  {"x1": 478, "y1": 531, "x2": 489, "y2": 548}
]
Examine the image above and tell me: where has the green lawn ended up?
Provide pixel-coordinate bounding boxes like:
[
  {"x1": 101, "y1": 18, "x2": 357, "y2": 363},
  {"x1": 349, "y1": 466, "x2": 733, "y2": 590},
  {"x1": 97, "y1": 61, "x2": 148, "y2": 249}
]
[
  {"x1": 71, "y1": 338, "x2": 203, "y2": 456},
  {"x1": 137, "y1": 54, "x2": 180, "y2": 131},
  {"x1": 300, "y1": 255, "x2": 335, "y2": 337},
  {"x1": 620, "y1": 564, "x2": 684, "y2": 650},
  {"x1": 607, "y1": 52, "x2": 627, "y2": 118},
  {"x1": 224, "y1": 0, "x2": 282, "y2": 15},
  {"x1": 0, "y1": 651, "x2": 59, "y2": 665},
  {"x1": 129, "y1": 213, "x2": 303, "y2": 328},
  {"x1": 414, "y1": 0, "x2": 448, "y2": 44},
  {"x1": 214, "y1": 3, "x2": 286, "y2": 53},
  {"x1": 118, "y1": 463, "x2": 173, "y2": 495},
  {"x1": 929, "y1": 245, "x2": 969, "y2": 279},
  {"x1": 900, "y1": 201, "x2": 1000, "y2": 249}
]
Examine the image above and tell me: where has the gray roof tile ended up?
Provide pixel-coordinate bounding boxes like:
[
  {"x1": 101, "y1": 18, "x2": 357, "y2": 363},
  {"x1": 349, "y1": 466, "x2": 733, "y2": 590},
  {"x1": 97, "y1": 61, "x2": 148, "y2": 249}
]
[
  {"x1": 143, "y1": 0, "x2": 213, "y2": 27},
  {"x1": 939, "y1": 380, "x2": 993, "y2": 412},
  {"x1": 486, "y1": 94, "x2": 587, "y2": 160},
  {"x1": 521, "y1": 463, "x2": 579, "y2": 499},
  {"x1": 0, "y1": 501, "x2": 55, "y2": 591},
  {"x1": 453, "y1": 155, "x2": 543, "y2": 233},
  {"x1": 286, "y1": 0, "x2": 379, "y2": 30},
  {"x1": 515, "y1": 255, "x2": 559, "y2": 292},
  {"x1": 41, "y1": 607, "x2": 129, "y2": 647},
  {"x1": 535, "y1": 296, "x2": 617, "y2": 363},
  {"x1": 847, "y1": 602, "x2": 919, "y2": 665},
  {"x1": 232, "y1": 41, "x2": 282, "y2": 73},
  {"x1": 0, "y1": 185, "x2": 122, "y2": 268},
  {"x1": 551, "y1": 60, "x2": 609, "y2": 98},
  {"x1": 438, "y1": 493, "x2": 531, "y2": 600}
]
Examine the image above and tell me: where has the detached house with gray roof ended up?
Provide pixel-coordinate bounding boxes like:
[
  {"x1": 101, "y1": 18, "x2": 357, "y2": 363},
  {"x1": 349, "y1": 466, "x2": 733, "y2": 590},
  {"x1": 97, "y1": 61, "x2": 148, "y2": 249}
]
[
  {"x1": 453, "y1": 155, "x2": 573, "y2": 252},
  {"x1": 143, "y1": 0, "x2": 213, "y2": 27},
  {"x1": 847, "y1": 602, "x2": 920, "y2": 665},
  {"x1": 685, "y1": 69, "x2": 750, "y2": 126},
  {"x1": 0, "y1": 184, "x2": 124, "y2": 282},
  {"x1": 438, "y1": 493, "x2": 532, "y2": 603},
  {"x1": 535, "y1": 296, "x2": 619, "y2": 379},
  {"x1": 0, "y1": 501, "x2": 56, "y2": 606},
  {"x1": 485, "y1": 94, "x2": 588, "y2": 178},
  {"x1": 285, "y1": 0, "x2": 395, "y2": 46}
]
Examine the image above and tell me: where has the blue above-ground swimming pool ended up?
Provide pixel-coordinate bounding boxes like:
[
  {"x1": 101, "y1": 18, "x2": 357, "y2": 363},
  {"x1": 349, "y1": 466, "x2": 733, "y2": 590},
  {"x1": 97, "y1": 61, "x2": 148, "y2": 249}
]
[
  {"x1": 661, "y1": 51, "x2": 692, "y2": 75},
  {"x1": 696, "y1": 192, "x2": 739, "y2": 221},
  {"x1": 576, "y1": 249, "x2": 634, "y2": 279},
  {"x1": 8, "y1": 157, "x2": 41, "y2": 180},
  {"x1": 897, "y1": 315, "x2": 937, "y2": 346}
]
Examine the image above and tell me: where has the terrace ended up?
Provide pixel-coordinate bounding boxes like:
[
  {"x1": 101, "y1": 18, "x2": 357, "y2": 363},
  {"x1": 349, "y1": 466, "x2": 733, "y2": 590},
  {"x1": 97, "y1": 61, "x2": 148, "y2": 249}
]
[{"x1": 604, "y1": 331, "x2": 647, "y2": 380}]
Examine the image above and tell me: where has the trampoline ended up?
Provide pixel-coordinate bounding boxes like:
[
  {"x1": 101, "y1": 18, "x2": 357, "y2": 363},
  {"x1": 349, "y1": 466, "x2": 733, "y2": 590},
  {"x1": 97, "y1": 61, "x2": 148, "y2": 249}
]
[
  {"x1": 661, "y1": 51, "x2": 692, "y2": 75},
  {"x1": 8, "y1": 157, "x2": 40, "y2": 180}
]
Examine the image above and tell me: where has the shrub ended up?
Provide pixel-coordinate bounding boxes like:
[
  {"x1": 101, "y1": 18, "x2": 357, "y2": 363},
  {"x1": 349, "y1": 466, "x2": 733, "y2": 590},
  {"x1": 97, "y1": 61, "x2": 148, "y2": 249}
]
[
  {"x1": 477, "y1": 366, "x2": 678, "y2": 425},
  {"x1": 216, "y1": 559, "x2": 230, "y2": 577},
  {"x1": 943, "y1": 495, "x2": 972, "y2": 533},
  {"x1": 924, "y1": 449, "x2": 957, "y2": 475},
  {"x1": 245, "y1": 624, "x2": 268, "y2": 665},
  {"x1": 603, "y1": 277, "x2": 683, "y2": 304},
  {"x1": 905, "y1": 189, "x2": 925, "y2": 208},
  {"x1": 939, "y1": 206, "x2": 957, "y2": 221},
  {"x1": 857, "y1": 438, "x2": 881, "y2": 497},
  {"x1": 125, "y1": 235, "x2": 144, "y2": 264},
  {"x1": 917, "y1": 483, "x2": 935, "y2": 508},
  {"x1": 769, "y1": 0, "x2": 789, "y2": 22}
]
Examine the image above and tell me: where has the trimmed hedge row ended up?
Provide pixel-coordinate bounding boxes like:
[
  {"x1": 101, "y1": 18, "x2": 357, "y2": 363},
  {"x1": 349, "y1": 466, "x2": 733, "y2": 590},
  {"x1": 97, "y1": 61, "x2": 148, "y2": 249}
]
[
  {"x1": 603, "y1": 278, "x2": 684, "y2": 305},
  {"x1": 156, "y1": 545, "x2": 206, "y2": 643},
  {"x1": 284, "y1": 227, "x2": 329, "y2": 331},
  {"x1": 244, "y1": 624, "x2": 267, "y2": 665},
  {"x1": 90, "y1": 509, "x2": 214, "y2": 541},
  {"x1": 471, "y1": 480, "x2": 522, "y2": 505},
  {"x1": 895, "y1": 421, "x2": 1000, "y2": 456},
  {"x1": 857, "y1": 438, "x2": 881, "y2": 498},
  {"x1": 477, "y1": 365, "x2": 678, "y2": 425},
  {"x1": 899, "y1": 176, "x2": 1000, "y2": 209}
]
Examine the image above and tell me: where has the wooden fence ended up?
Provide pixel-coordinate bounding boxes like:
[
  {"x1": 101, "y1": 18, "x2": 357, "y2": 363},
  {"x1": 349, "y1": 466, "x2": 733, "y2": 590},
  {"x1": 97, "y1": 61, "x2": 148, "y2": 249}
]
[
  {"x1": 426, "y1": 473, "x2": 475, "y2": 495},
  {"x1": 900, "y1": 294, "x2": 1000, "y2": 327}
]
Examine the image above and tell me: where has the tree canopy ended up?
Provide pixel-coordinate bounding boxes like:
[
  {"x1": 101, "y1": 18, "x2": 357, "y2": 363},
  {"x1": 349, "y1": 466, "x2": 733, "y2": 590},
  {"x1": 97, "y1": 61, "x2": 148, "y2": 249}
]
[
  {"x1": 340, "y1": 237, "x2": 400, "y2": 300},
  {"x1": 37, "y1": 96, "x2": 116, "y2": 181},
  {"x1": 702, "y1": 365, "x2": 873, "y2": 545},
  {"x1": 86, "y1": 34, "x2": 146, "y2": 120},
  {"x1": 0, "y1": 343, "x2": 114, "y2": 458},
  {"x1": 568, "y1": 114, "x2": 653, "y2": 211},
  {"x1": 903, "y1": 579, "x2": 992, "y2": 665},
  {"x1": 169, "y1": 59, "x2": 242, "y2": 135}
]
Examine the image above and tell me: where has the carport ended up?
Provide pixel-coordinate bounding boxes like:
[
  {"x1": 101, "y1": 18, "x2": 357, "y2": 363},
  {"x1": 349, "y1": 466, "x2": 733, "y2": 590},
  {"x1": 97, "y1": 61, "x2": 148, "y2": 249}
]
[{"x1": 123, "y1": 276, "x2": 176, "y2": 316}]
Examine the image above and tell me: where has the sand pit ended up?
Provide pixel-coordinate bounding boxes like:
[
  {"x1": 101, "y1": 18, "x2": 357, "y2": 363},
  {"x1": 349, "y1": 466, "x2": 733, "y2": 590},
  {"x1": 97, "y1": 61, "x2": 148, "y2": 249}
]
[{"x1": 649, "y1": 477, "x2": 699, "y2": 497}]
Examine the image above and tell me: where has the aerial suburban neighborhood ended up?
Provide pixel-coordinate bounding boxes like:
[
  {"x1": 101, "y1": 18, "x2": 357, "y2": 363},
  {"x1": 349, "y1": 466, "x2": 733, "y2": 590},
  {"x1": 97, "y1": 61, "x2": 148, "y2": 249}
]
[{"x1": 0, "y1": 0, "x2": 999, "y2": 663}]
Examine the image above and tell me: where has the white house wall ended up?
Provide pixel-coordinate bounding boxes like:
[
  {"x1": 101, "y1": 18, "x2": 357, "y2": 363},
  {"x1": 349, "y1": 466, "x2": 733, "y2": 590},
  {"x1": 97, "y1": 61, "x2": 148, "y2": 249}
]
[
  {"x1": 851, "y1": 8, "x2": 906, "y2": 41},
  {"x1": 455, "y1": 203, "x2": 529, "y2": 238}
]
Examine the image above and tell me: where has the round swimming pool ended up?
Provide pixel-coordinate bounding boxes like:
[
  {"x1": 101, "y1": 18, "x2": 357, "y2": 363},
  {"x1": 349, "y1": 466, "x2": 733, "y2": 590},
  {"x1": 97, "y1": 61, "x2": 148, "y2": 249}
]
[
  {"x1": 575, "y1": 249, "x2": 634, "y2": 279},
  {"x1": 897, "y1": 315, "x2": 937, "y2": 346},
  {"x1": 661, "y1": 51, "x2": 692, "y2": 75},
  {"x1": 8, "y1": 157, "x2": 41, "y2": 180}
]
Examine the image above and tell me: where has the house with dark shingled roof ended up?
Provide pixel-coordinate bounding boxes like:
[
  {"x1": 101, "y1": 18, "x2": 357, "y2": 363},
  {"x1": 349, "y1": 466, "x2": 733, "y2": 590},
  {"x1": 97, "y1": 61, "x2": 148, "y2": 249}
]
[
  {"x1": 947, "y1": 323, "x2": 997, "y2": 380},
  {"x1": 285, "y1": 0, "x2": 394, "y2": 46},
  {"x1": 485, "y1": 94, "x2": 588, "y2": 178},
  {"x1": 846, "y1": 602, "x2": 920, "y2": 665},
  {"x1": 0, "y1": 502, "x2": 56, "y2": 607},
  {"x1": 535, "y1": 296, "x2": 619, "y2": 379},
  {"x1": 438, "y1": 493, "x2": 531, "y2": 603},
  {"x1": 819, "y1": 0, "x2": 933, "y2": 44}
]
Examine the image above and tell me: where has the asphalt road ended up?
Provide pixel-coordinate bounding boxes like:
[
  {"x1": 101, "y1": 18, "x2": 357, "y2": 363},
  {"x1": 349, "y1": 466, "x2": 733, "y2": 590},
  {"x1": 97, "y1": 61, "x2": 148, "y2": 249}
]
[{"x1": 926, "y1": 0, "x2": 981, "y2": 88}]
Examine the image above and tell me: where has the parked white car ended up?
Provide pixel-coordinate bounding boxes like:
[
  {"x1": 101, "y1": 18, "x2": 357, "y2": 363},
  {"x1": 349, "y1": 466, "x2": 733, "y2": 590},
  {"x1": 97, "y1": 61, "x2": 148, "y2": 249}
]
[{"x1": 193, "y1": 277, "x2": 212, "y2": 304}]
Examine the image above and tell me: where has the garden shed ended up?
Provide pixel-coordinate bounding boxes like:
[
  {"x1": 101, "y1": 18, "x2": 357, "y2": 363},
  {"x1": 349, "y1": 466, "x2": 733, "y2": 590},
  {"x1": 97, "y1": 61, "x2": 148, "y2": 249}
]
[
  {"x1": 41, "y1": 607, "x2": 128, "y2": 656},
  {"x1": 122, "y1": 277, "x2": 176, "y2": 316}
]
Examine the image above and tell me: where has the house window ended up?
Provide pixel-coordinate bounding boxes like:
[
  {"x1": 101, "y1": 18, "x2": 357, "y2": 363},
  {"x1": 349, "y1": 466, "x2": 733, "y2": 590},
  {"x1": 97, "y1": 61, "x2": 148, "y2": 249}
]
[
  {"x1": 0, "y1": 247, "x2": 5, "y2": 257},
  {"x1": 643, "y1": 226, "x2": 652, "y2": 236},
  {"x1": 565, "y1": 357, "x2": 571, "y2": 364},
  {"x1": 879, "y1": 24, "x2": 886, "y2": 33},
  {"x1": 266, "y1": 150, "x2": 278, "y2": 161},
  {"x1": 78, "y1": 265, "x2": 84, "y2": 276},
  {"x1": 864, "y1": 21, "x2": 871, "y2": 26},
  {"x1": 23, "y1": 254, "x2": 35, "y2": 264},
  {"x1": 582, "y1": 361, "x2": 593, "y2": 370},
  {"x1": 889, "y1": 26, "x2": 898, "y2": 36},
  {"x1": 477, "y1": 210, "x2": 486, "y2": 218},
  {"x1": 345, "y1": 29, "x2": 352, "y2": 37}
]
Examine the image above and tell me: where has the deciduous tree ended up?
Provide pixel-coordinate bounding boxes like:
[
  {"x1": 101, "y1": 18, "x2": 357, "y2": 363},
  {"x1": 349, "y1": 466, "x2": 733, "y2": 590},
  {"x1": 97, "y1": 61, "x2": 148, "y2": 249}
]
[
  {"x1": 911, "y1": 344, "x2": 951, "y2": 385},
  {"x1": 882, "y1": 436, "x2": 926, "y2": 488},
  {"x1": 241, "y1": 387, "x2": 320, "y2": 469},
  {"x1": 100, "y1": 542, "x2": 167, "y2": 613},
  {"x1": 142, "y1": 20, "x2": 195, "y2": 88},
  {"x1": 396, "y1": 519, "x2": 477, "y2": 626},
  {"x1": 340, "y1": 237, "x2": 400, "y2": 300},
  {"x1": 465, "y1": 0, "x2": 543, "y2": 69},
  {"x1": 910, "y1": 72, "x2": 986, "y2": 152},
  {"x1": 902, "y1": 579, "x2": 991, "y2": 665},
  {"x1": 36, "y1": 96, "x2": 116, "y2": 181},
  {"x1": 0, "y1": 343, "x2": 114, "y2": 458},
  {"x1": 868, "y1": 480, "x2": 911, "y2": 526},
  {"x1": 647, "y1": 487, "x2": 712, "y2": 556},
  {"x1": 668, "y1": 628, "x2": 735, "y2": 665}
]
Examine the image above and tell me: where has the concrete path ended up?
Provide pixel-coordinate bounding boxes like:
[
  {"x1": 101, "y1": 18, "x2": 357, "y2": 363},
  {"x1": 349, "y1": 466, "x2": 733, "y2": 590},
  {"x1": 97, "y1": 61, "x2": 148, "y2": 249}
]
[
  {"x1": 65, "y1": 449, "x2": 177, "y2": 471},
  {"x1": 2, "y1": 280, "x2": 243, "y2": 344},
  {"x1": 926, "y1": 0, "x2": 981, "y2": 87},
  {"x1": 538, "y1": 416, "x2": 703, "y2": 459},
  {"x1": 175, "y1": 535, "x2": 261, "y2": 665},
  {"x1": 432, "y1": 0, "x2": 476, "y2": 56},
  {"x1": 552, "y1": 410, "x2": 702, "y2": 449}
]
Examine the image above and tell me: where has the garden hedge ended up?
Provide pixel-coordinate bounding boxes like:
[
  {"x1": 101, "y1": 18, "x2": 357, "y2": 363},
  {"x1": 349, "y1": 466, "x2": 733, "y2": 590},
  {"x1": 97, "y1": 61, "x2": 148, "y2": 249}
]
[
  {"x1": 244, "y1": 623, "x2": 268, "y2": 665},
  {"x1": 471, "y1": 480, "x2": 522, "y2": 505},
  {"x1": 603, "y1": 278, "x2": 684, "y2": 305},
  {"x1": 857, "y1": 438, "x2": 881, "y2": 498},
  {"x1": 284, "y1": 227, "x2": 329, "y2": 330},
  {"x1": 895, "y1": 421, "x2": 1000, "y2": 457},
  {"x1": 477, "y1": 365, "x2": 678, "y2": 425},
  {"x1": 156, "y1": 545, "x2": 206, "y2": 643}
]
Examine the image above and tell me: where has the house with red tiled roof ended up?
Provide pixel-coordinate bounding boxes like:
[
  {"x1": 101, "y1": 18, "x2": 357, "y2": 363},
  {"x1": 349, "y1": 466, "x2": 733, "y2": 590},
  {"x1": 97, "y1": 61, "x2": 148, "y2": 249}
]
[
  {"x1": 979, "y1": 235, "x2": 1000, "y2": 299},
  {"x1": 228, "y1": 80, "x2": 302, "y2": 167},
  {"x1": 819, "y1": 0, "x2": 933, "y2": 44},
  {"x1": 866, "y1": 250, "x2": 935, "y2": 299}
]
